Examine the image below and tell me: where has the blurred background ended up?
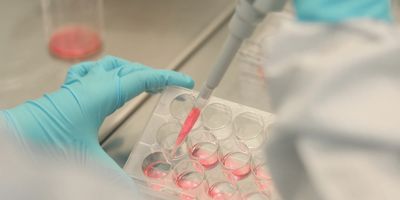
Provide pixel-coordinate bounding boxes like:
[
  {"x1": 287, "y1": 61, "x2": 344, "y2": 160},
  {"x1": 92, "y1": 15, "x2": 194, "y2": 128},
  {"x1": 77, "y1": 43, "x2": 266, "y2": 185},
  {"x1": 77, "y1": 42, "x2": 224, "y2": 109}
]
[{"x1": 0, "y1": 0, "x2": 399, "y2": 167}]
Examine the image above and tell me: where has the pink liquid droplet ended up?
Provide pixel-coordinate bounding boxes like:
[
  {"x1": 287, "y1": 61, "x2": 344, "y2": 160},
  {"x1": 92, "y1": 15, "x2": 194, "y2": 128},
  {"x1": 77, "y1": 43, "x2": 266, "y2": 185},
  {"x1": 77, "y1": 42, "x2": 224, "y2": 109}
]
[{"x1": 49, "y1": 25, "x2": 102, "y2": 60}]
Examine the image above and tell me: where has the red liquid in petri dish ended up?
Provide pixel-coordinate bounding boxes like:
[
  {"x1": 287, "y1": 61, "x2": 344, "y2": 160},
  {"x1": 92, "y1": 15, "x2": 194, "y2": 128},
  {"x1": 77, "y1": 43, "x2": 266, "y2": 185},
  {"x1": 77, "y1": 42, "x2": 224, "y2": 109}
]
[
  {"x1": 175, "y1": 172, "x2": 203, "y2": 200},
  {"x1": 175, "y1": 172, "x2": 203, "y2": 190},
  {"x1": 222, "y1": 152, "x2": 251, "y2": 181},
  {"x1": 143, "y1": 161, "x2": 170, "y2": 179},
  {"x1": 190, "y1": 142, "x2": 219, "y2": 169},
  {"x1": 208, "y1": 182, "x2": 238, "y2": 200},
  {"x1": 49, "y1": 25, "x2": 102, "y2": 60},
  {"x1": 230, "y1": 164, "x2": 251, "y2": 181}
]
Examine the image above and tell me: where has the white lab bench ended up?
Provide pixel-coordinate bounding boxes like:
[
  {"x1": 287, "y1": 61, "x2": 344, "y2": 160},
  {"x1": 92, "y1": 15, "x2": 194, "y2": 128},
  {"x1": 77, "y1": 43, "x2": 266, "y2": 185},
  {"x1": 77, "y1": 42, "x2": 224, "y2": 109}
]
[{"x1": 0, "y1": 0, "x2": 248, "y2": 167}]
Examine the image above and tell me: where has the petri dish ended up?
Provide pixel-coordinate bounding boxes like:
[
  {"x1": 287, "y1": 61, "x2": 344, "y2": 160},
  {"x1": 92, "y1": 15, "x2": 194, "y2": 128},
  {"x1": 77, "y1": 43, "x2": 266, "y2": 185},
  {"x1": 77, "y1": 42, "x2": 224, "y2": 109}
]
[
  {"x1": 141, "y1": 152, "x2": 172, "y2": 191},
  {"x1": 49, "y1": 25, "x2": 102, "y2": 60},
  {"x1": 172, "y1": 160, "x2": 206, "y2": 200},
  {"x1": 218, "y1": 138, "x2": 252, "y2": 182},
  {"x1": 187, "y1": 130, "x2": 219, "y2": 170},
  {"x1": 208, "y1": 181, "x2": 241, "y2": 200},
  {"x1": 142, "y1": 152, "x2": 171, "y2": 179}
]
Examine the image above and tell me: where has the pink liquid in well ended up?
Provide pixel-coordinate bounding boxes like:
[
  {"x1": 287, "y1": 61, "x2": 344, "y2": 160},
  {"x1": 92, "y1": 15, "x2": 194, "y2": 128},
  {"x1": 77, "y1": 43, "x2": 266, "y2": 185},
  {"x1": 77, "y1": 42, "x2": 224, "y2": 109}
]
[
  {"x1": 257, "y1": 179, "x2": 273, "y2": 192},
  {"x1": 143, "y1": 161, "x2": 170, "y2": 179},
  {"x1": 49, "y1": 25, "x2": 102, "y2": 60},
  {"x1": 254, "y1": 164, "x2": 271, "y2": 180},
  {"x1": 172, "y1": 107, "x2": 201, "y2": 157},
  {"x1": 175, "y1": 172, "x2": 203, "y2": 200},
  {"x1": 179, "y1": 195, "x2": 196, "y2": 200},
  {"x1": 208, "y1": 182, "x2": 238, "y2": 200},
  {"x1": 222, "y1": 152, "x2": 251, "y2": 181},
  {"x1": 254, "y1": 164, "x2": 272, "y2": 191},
  {"x1": 190, "y1": 142, "x2": 219, "y2": 170},
  {"x1": 175, "y1": 172, "x2": 203, "y2": 190},
  {"x1": 209, "y1": 190, "x2": 233, "y2": 200}
]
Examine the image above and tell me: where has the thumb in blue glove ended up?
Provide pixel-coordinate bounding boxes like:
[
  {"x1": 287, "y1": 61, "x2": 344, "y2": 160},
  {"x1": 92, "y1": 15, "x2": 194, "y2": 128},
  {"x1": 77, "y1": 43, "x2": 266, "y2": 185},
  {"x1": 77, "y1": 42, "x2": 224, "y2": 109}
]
[{"x1": 1, "y1": 56, "x2": 194, "y2": 173}]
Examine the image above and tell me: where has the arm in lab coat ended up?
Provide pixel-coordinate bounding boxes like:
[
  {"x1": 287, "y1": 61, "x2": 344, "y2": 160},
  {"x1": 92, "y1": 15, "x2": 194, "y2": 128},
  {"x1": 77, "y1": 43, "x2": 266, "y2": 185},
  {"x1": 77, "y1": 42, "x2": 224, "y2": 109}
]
[{"x1": 263, "y1": 20, "x2": 400, "y2": 200}]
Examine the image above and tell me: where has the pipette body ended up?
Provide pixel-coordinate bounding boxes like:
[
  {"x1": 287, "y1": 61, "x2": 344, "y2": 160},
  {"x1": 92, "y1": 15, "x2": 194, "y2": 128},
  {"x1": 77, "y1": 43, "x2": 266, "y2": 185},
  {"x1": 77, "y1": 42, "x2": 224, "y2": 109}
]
[
  {"x1": 173, "y1": 0, "x2": 287, "y2": 152},
  {"x1": 197, "y1": 0, "x2": 287, "y2": 107}
]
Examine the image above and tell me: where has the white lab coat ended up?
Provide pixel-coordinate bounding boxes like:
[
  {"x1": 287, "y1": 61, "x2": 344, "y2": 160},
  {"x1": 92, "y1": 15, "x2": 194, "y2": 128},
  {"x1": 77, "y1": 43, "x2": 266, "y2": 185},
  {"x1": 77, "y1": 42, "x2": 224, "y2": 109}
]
[
  {"x1": 0, "y1": 133, "x2": 142, "y2": 200},
  {"x1": 263, "y1": 20, "x2": 400, "y2": 200}
]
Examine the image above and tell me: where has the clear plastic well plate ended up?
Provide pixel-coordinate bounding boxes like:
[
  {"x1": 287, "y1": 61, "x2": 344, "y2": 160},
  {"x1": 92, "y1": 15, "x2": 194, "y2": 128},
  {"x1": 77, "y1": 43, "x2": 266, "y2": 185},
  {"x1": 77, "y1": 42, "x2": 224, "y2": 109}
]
[{"x1": 124, "y1": 87, "x2": 277, "y2": 200}]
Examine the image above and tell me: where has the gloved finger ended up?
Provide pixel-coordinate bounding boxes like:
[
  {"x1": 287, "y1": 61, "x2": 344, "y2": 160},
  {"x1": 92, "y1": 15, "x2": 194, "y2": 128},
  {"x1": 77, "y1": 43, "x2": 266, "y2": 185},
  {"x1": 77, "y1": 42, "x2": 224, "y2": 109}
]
[
  {"x1": 64, "y1": 61, "x2": 97, "y2": 84},
  {"x1": 89, "y1": 62, "x2": 150, "y2": 76},
  {"x1": 120, "y1": 69, "x2": 194, "y2": 102},
  {"x1": 97, "y1": 55, "x2": 150, "y2": 72},
  {"x1": 117, "y1": 64, "x2": 151, "y2": 77},
  {"x1": 147, "y1": 88, "x2": 164, "y2": 94}
]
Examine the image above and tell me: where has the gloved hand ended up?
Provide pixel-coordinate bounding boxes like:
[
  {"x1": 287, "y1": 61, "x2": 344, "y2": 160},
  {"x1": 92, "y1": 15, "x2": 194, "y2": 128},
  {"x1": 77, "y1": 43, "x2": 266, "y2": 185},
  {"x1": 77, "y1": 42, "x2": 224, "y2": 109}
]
[
  {"x1": 293, "y1": 0, "x2": 393, "y2": 23},
  {"x1": 0, "y1": 56, "x2": 194, "y2": 172}
]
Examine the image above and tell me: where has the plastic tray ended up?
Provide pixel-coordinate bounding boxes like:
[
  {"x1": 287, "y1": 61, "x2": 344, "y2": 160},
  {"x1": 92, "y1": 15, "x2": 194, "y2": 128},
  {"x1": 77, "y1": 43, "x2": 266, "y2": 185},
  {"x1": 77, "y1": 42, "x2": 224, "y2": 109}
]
[{"x1": 124, "y1": 87, "x2": 276, "y2": 199}]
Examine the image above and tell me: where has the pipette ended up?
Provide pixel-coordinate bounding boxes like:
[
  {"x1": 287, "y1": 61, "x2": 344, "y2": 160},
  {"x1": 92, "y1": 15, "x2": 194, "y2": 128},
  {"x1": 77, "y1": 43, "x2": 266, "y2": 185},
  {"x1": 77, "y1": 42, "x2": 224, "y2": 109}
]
[{"x1": 173, "y1": 0, "x2": 287, "y2": 154}]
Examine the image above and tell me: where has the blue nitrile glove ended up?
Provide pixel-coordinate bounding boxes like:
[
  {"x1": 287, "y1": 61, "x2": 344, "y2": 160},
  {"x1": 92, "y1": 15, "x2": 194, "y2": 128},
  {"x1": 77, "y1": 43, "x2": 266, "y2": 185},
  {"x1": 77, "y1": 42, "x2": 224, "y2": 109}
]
[
  {"x1": 0, "y1": 56, "x2": 194, "y2": 173},
  {"x1": 293, "y1": 0, "x2": 393, "y2": 23}
]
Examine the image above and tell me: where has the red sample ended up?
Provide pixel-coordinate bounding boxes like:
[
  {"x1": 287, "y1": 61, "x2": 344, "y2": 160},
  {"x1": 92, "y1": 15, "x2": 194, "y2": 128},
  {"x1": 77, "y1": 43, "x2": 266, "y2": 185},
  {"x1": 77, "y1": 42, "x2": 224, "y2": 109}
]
[
  {"x1": 209, "y1": 189, "x2": 234, "y2": 200},
  {"x1": 208, "y1": 183, "x2": 237, "y2": 200},
  {"x1": 190, "y1": 142, "x2": 219, "y2": 169},
  {"x1": 175, "y1": 172, "x2": 202, "y2": 190},
  {"x1": 49, "y1": 25, "x2": 102, "y2": 60},
  {"x1": 254, "y1": 165, "x2": 273, "y2": 191},
  {"x1": 221, "y1": 153, "x2": 251, "y2": 181},
  {"x1": 174, "y1": 107, "x2": 201, "y2": 148},
  {"x1": 143, "y1": 161, "x2": 169, "y2": 179},
  {"x1": 254, "y1": 165, "x2": 272, "y2": 180}
]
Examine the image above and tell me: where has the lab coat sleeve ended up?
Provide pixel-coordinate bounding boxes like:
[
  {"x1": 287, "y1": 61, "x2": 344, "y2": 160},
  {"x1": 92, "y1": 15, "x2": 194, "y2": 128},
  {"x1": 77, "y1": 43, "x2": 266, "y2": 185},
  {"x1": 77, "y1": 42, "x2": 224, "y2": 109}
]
[
  {"x1": 0, "y1": 115, "x2": 143, "y2": 200},
  {"x1": 262, "y1": 20, "x2": 400, "y2": 200}
]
